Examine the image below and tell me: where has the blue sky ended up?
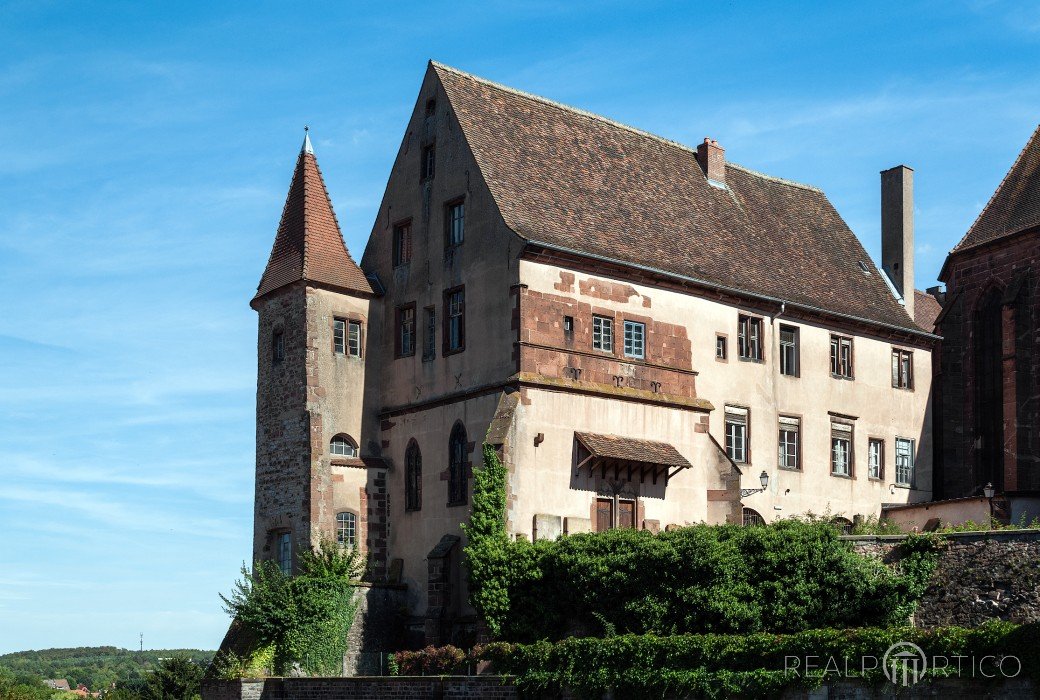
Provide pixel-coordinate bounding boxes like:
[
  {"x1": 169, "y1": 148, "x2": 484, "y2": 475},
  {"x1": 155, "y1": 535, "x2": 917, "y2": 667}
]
[{"x1": 1, "y1": 0, "x2": 1038, "y2": 653}]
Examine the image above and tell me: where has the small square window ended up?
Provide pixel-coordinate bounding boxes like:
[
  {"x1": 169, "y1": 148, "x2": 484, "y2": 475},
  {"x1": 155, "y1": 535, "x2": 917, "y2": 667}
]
[
  {"x1": 563, "y1": 316, "x2": 574, "y2": 341},
  {"x1": 623, "y1": 321, "x2": 645, "y2": 359},
  {"x1": 592, "y1": 316, "x2": 613, "y2": 353},
  {"x1": 715, "y1": 335, "x2": 727, "y2": 361}
]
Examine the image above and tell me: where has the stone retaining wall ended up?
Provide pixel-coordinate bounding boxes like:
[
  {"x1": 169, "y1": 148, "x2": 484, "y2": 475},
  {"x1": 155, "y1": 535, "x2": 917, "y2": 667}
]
[{"x1": 845, "y1": 529, "x2": 1040, "y2": 627}]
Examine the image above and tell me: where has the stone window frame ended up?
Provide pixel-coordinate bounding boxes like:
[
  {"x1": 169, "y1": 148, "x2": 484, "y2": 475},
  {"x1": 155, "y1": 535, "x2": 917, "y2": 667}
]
[
  {"x1": 778, "y1": 414, "x2": 801, "y2": 471},
  {"x1": 405, "y1": 439, "x2": 422, "y2": 512},
  {"x1": 444, "y1": 196, "x2": 465, "y2": 249},
  {"x1": 392, "y1": 218, "x2": 413, "y2": 268},
  {"x1": 335, "y1": 510, "x2": 358, "y2": 548},
  {"x1": 395, "y1": 302, "x2": 417, "y2": 358},
  {"x1": 779, "y1": 324, "x2": 800, "y2": 377},
  {"x1": 891, "y1": 347, "x2": 914, "y2": 390},
  {"x1": 443, "y1": 285, "x2": 466, "y2": 356},
  {"x1": 715, "y1": 333, "x2": 728, "y2": 362},
  {"x1": 829, "y1": 334, "x2": 855, "y2": 380},
  {"x1": 737, "y1": 313, "x2": 764, "y2": 362},
  {"x1": 725, "y1": 404, "x2": 750, "y2": 464},
  {"x1": 447, "y1": 421, "x2": 470, "y2": 507},
  {"x1": 868, "y1": 437, "x2": 885, "y2": 481}
]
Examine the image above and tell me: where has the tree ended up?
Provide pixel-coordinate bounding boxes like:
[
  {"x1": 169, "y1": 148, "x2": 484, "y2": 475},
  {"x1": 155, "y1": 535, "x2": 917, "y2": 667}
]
[{"x1": 141, "y1": 657, "x2": 203, "y2": 700}]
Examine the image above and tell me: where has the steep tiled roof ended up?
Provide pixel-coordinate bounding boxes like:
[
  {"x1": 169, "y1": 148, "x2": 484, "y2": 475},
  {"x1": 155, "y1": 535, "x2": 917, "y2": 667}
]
[
  {"x1": 432, "y1": 63, "x2": 922, "y2": 334},
  {"x1": 253, "y1": 137, "x2": 372, "y2": 302},
  {"x1": 913, "y1": 290, "x2": 942, "y2": 333},
  {"x1": 952, "y1": 125, "x2": 1040, "y2": 253},
  {"x1": 576, "y1": 432, "x2": 692, "y2": 467}
]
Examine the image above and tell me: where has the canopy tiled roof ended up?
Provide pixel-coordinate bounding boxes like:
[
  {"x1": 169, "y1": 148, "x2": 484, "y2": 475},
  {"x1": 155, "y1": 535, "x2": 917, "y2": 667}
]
[
  {"x1": 952, "y1": 125, "x2": 1040, "y2": 254},
  {"x1": 432, "y1": 62, "x2": 922, "y2": 334},
  {"x1": 253, "y1": 136, "x2": 372, "y2": 303},
  {"x1": 575, "y1": 432, "x2": 692, "y2": 468}
]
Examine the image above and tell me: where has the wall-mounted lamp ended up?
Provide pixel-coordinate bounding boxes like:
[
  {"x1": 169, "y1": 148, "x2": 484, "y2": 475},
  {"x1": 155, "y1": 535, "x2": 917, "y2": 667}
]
[
  {"x1": 741, "y1": 470, "x2": 769, "y2": 498},
  {"x1": 983, "y1": 482, "x2": 995, "y2": 499}
]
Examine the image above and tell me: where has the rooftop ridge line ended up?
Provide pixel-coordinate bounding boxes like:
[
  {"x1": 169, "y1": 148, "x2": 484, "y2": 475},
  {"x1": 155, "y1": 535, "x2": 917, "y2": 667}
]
[{"x1": 430, "y1": 60, "x2": 821, "y2": 194}]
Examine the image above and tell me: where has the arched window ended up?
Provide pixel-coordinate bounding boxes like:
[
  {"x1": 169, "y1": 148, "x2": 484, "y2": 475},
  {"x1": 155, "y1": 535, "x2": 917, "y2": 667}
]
[
  {"x1": 336, "y1": 512, "x2": 357, "y2": 548},
  {"x1": 832, "y1": 517, "x2": 854, "y2": 535},
  {"x1": 448, "y1": 422, "x2": 468, "y2": 505},
  {"x1": 974, "y1": 288, "x2": 1004, "y2": 490},
  {"x1": 742, "y1": 508, "x2": 765, "y2": 527},
  {"x1": 330, "y1": 434, "x2": 358, "y2": 457},
  {"x1": 405, "y1": 440, "x2": 422, "y2": 511}
]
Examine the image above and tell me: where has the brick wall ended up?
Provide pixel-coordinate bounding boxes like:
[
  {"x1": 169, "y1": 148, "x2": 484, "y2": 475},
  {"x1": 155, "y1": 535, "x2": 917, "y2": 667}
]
[
  {"x1": 938, "y1": 230, "x2": 1040, "y2": 498},
  {"x1": 847, "y1": 529, "x2": 1040, "y2": 627}
]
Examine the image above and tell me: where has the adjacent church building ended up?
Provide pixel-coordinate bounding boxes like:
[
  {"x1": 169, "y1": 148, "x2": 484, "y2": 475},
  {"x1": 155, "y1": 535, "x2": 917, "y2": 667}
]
[{"x1": 248, "y1": 62, "x2": 938, "y2": 643}]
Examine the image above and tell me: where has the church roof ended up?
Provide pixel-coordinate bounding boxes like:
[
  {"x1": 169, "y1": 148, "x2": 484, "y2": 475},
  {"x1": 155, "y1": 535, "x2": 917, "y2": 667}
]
[
  {"x1": 253, "y1": 135, "x2": 372, "y2": 303},
  {"x1": 431, "y1": 62, "x2": 922, "y2": 335},
  {"x1": 952, "y1": 124, "x2": 1040, "y2": 254}
]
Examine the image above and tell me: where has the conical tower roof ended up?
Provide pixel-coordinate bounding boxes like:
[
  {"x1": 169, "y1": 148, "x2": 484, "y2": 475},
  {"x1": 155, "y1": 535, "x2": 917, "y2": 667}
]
[{"x1": 253, "y1": 132, "x2": 373, "y2": 304}]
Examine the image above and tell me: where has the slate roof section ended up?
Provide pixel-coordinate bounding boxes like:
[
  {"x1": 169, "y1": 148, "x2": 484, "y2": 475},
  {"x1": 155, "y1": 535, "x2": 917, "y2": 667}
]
[
  {"x1": 913, "y1": 290, "x2": 942, "y2": 333},
  {"x1": 253, "y1": 139, "x2": 372, "y2": 303},
  {"x1": 432, "y1": 62, "x2": 922, "y2": 334},
  {"x1": 952, "y1": 125, "x2": 1040, "y2": 253},
  {"x1": 575, "y1": 431, "x2": 692, "y2": 467}
]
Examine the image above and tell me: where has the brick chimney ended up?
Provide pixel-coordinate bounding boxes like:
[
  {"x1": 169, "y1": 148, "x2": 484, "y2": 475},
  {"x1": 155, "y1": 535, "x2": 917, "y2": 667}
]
[
  {"x1": 881, "y1": 165, "x2": 914, "y2": 320},
  {"x1": 697, "y1": 138, "x2": 726, "y2": 185}
]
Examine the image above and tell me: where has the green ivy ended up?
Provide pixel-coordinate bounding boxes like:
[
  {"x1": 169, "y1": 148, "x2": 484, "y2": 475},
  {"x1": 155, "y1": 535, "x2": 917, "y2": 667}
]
[
  {"x1": 463, "y1": 442, "x2": 943, "y2": 643},
  {"x1": 219, "y1": 538, "x2": 363, "y2": 676}
]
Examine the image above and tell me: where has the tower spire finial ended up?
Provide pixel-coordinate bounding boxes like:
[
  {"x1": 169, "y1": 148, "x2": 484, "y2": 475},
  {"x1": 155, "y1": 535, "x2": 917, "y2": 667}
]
[{"x1": 302, "y1": 125, "x2": 314, "y2": 155}]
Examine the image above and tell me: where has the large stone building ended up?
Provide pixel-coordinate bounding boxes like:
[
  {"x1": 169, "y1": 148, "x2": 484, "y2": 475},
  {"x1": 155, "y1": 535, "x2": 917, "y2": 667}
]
[
  {"x1": 933, "y1": 126, "x2": 1040, "y2": 505},
  {"x1": 248, "y1": 62, "x2": 937, "y2": 643}
]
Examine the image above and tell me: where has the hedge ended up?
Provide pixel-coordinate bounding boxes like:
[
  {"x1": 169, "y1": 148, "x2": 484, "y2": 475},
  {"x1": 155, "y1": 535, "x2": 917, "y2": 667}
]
[{"x1": 393, "y1": 622, "x2": 1040, "y2": 699}]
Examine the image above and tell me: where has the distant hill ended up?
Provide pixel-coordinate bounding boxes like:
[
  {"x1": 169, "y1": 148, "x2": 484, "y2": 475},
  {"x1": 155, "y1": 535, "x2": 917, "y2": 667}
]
[{"x1": 0, "y1": 647, "x2": 215, "y2": 692}]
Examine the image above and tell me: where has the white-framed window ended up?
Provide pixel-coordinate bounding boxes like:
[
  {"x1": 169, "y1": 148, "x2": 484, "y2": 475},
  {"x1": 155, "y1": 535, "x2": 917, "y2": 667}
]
[
  {"x1": 831, "y1": 421, "x2": 853, "y2": 476},
  {"x1": 830, "y1": 335, "x2": 854, "y2": 378},
  {"x1": 778, "y1": 416, "x2": 800, "y2": 470},
  {"x1": 593, "y1": 315, "x2": 613, "y2": 352},
  {"x1": 892, "y1": 349, "x2": 913, "y2": 389},
  {"x1": 330, "y1": 434, "x2": 358, "y2": 457},
  {"x1": 738, "y1": 315, "x2": 763, "y2": 360},
  {"x1": 277, "y1": 532, "x2": 292, "y2": 575},
  {"x1": 868, "y1": 438, "x2": 884, "y2": 480},
  {"x1": 623, "y1": 320, "x2": 645, "y2": 359},
  {"x1": 336, "y1": 511, "x2": 357, "y2": 548},
  {"x1": 779, "y1": 325, "x2": 799, "y2": 376},
  {"x1": 895, "y1": 437, "x2": 915, "y2": 486},
  {"x1": 725, "y1": 406, "x2": 749, "y2": 464}
]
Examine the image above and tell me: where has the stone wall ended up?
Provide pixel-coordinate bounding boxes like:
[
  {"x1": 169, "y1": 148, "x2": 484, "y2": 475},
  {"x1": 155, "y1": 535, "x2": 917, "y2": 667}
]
[
  {"x1": 846, "y1": 529, "x2": 1040, "y2": 627},
  {"x1": 202, "y1": 678, "x2": 516, "y2": 700},
  {"x1": 343, "y1": 583, "x2": 408, "y2": 676}
]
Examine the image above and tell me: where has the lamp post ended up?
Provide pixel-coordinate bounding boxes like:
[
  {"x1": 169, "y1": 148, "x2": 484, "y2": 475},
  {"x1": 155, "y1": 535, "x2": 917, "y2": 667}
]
[{"x1": 741, "y1": 470, "x2": 770, "y2": 498}]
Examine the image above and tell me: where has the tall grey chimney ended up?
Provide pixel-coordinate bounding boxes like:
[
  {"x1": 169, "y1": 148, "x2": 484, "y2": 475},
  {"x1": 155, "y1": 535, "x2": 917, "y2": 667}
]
[{"x1": 881, "y1": 165, "x2": 914, "y2": 320}]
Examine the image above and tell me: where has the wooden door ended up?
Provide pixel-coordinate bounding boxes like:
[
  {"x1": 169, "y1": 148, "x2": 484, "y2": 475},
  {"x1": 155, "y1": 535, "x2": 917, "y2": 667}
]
[
  {"x1": 618, "y1": 500, "x2": 635, "y2": 529},
  {"x1": 595, "y1": 498, "x2": 614, "y2": 532}
]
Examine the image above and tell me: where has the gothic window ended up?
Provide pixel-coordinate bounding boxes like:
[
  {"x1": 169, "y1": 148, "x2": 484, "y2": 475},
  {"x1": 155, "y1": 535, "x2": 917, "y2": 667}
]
[
  {"x1": 336, "y1": 512, "x2": 357, "y2": 548},
  {"x1": 405, "y1": 440, "x2": 422, "y2": 511},
  {"x1": 974, "y1": 288, "x2": 1004, "y2": 489},
  {"x1": 330, "y1": 434, "x2": 358, "y2": 457},
  {"x1": 448, "y1": 422, "x2": 468, "y2": 506}
]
